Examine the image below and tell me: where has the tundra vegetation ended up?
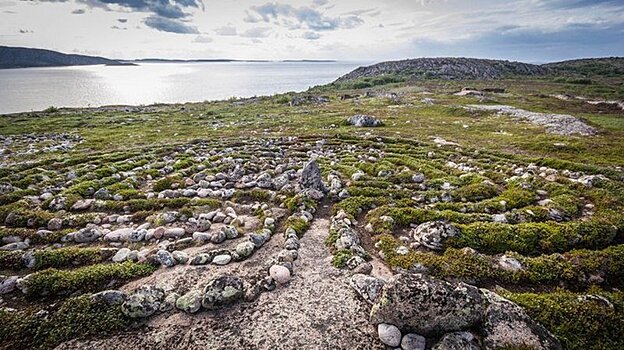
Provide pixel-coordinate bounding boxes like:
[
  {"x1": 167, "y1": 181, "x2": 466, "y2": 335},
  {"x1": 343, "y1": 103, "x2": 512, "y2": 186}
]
[{"x1": 0, "y1": 57, "x2": 623, "y2": 349}]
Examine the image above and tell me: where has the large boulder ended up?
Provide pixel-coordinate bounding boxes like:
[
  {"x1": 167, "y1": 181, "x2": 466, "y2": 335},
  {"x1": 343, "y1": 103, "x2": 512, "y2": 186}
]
[
  {"x1": 347, "y1": 114, "x2": 383, "y2": 127},
  {"x1": 201, "y1": 276, "x2": 244, "y2": 310},
  {"x1": 412, "y1": 221, "x2": 459, "y2": 250},
  {"x1": 369, "y1": 273, "x2": 487, "y2": 335},
  {"x1": 300, "y1": 159, "x2": 326, "y2": 192},
  {"x1": 481, "y1": 290, "x2": 562, "y2": 350}
]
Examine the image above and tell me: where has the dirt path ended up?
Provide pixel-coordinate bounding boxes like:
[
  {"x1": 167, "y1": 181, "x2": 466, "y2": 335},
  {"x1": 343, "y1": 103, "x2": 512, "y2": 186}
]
[{"x1": 57, "y1": 204, "x2": 385, "y2": 350}]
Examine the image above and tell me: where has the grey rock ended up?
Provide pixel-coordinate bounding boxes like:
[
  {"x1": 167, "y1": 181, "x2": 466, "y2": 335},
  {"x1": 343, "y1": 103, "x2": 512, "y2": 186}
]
[
  {"x1": 0, "y1": 241, "x2": 28, "y2": 251},
  {"x1": 432, "y1": 332, "x2": 481, "y2": 350},
  {"x1": 401, "y1": 333, "x2": 426, "y2": 350},
  {"x1": 74, "y1": 226, "x2": 103, "y2": 243},
  {"x1": 176, "y1": 290, "x2": 202, "y2": 313},
  {"x1": 350, "y1": 273, "x2": 385, "y2": 305},
  {"x1": 156, "y1": 249, "x2": 176, "y2": 267},
  {"x1": 112, "y1": 248, "x2": 132, "y2": 263},
  {"x1": 221, "y1": 225, "x2": 239, "y2": 239},
  {"x1": 190, "y1": 253, "x2": 211, "y2": 265},
  {"x1": 210, "y1": 230, "x2": 226, "y2": 244},
  {"x1": 377, "y1": 323, "x2": 401, "y2": 347},
  {"x1": 412, "y1": 221, "x2": 459, "y2": 250},
  {"x1": 201, "y1": 276, "x2": 244, "y2": 310},
  {"x1": 370, "y1": 273, "x2": 488, "y2": 336},
  {"x1": 172, "y1": 250, "x2": 189, "y2": 264},
  {"x1": 300, "y1": 159, "x2": 326, "y2": 192},
  {"x1": 347, "y1": 114, "x2": 383, "y2": 127},
  {"x1": 121, "y1": 285, "x2": 165, "y2": 318},
  {"x1": 481, "y1": 289, "x2": 562, "y2": 350},
  {"x1": 212, "y1": 254, "x2": 232, "y2": 265},
  {"x1": 235, "y1": 241, "x2": 255, "y2": 258},
  {"x1": 91, "y1": 290, "x2": 127, "y2": 305},
  {"x1": 0, "y1": 275, "x2": 18, "y2": 294}
]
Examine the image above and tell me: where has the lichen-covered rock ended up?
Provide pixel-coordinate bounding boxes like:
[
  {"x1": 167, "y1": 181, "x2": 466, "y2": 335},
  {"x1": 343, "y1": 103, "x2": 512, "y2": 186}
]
[
  {"x1": 347, "y1": 114, "x2": 383, "y2": 127},
  {"x1": 369, "y1": 273, "x2": 487, "y2": 335},
  {"x1": 481, "y1": 289, "x2": 562, "y2": 350},
  {"x1": 190, "y1": 253, "x2": 211, "y2": 265},
  {"x1": 350, "y1": 274, "x2": 385, "y2": 305},
  {"x1": 91, "y1": 290, "x2": 127, "y2": 305},
  {"x1": 176, "y1": 290, "x2": 202, "y2": 313},
  {"x1": 121, "y1": 285, "x2": 165, "y2": 318},
  {"x1": 74, "y1": 226, "x2": 103, "y2": 243},
  {"x1": 221, "y1": 225, "x2": 239, "y2": 239},
  {"x1": 0, "y1": 275, "x2": 18, "y2": 294},
  {"x1": 156, "y1": 249, "x2": 176, "y2": 267},
  {"x1": 412, "y1": 221, "x2": 459, "y2": 250},
  {"x1": 432, "y1": 332, "x2": 481, "y2": 350},
  {"x1": 201, "y1": 276, "x2": 244, "y2": 310},
  {"x1": 235, "y1": 241, "x2": 255, "y2": 258},
  {"x1": 300, "y1": 159, "x2": 326, "y2": 192}
]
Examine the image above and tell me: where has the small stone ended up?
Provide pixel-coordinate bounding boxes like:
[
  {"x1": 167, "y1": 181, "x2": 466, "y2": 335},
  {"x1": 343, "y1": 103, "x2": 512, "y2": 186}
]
[
  {"x1": 112, "y1": 248, "x2": 131, "y2": 263},
  {"x1": 164, "y1": 227, "x2": 185, "y2": 238},
  {"x1": 212, "y1": 254, "x2": 232, "y2": 265},
  {"x1": 401, "y1": 333, "x2": 426, "y2": 350},
  {"x1": 221, "y1": 225, "x2": 239, "y2": 239},
  {"x1": 235, "y1": 241, "x2": 255, "y2": 258},
  {"x1": 172, "y1": 251, "x2": 189, "y2": 264},
  {"x1": 156, "y1": 249, "x2": 176, "y2": 267},
  {"x1": 269, "y1": 264, "x2": 291, "y2": 284},
  {"x1": 0, "y1": 275, "x2": 18, "y2": 294},
  {"x1": 176, "y1": 290, "x2": 202, "y2": 313},
  {"x1": 91, "y1": 290, "x2": 127, "y2": 305},
  {"x1": 378, "y1": 323, "x2": 401, "y2": 347}
]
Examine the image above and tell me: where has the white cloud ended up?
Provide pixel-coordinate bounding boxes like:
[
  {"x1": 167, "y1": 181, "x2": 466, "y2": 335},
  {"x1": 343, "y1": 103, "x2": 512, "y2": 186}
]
[{"x1": 1, "y1": 0, "x2": 623, "y2": 61}]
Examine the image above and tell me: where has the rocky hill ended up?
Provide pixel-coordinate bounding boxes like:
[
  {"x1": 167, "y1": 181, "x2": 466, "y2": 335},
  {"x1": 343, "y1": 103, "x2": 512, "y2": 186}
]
[
  {"x1": 0, "y1": 46, "x2": 127, "y2": 69},
  {"x1": 544, "y1": 57, "x2": 624, "y2": 77},
  {"x1": 334, "y1": 57, "x2": 551, "y2": 82}
]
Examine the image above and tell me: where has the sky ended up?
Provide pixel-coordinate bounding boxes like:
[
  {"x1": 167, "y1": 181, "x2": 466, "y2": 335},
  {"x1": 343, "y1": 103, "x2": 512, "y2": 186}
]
[{"x1": 1, "y1": 0, "x2": 623, "y2": 62}]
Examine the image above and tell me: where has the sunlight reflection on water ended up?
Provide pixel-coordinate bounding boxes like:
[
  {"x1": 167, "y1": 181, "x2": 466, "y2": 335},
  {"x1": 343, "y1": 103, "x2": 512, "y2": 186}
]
[{"x1": 0, "y1": 61, "x2": 364, "y2": 114}]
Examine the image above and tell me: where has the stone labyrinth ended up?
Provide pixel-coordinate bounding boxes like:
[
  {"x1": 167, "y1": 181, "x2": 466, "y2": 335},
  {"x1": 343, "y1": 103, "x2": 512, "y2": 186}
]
[{"x1": 1, "y1": 134, "x2": 623, "y2": 349}]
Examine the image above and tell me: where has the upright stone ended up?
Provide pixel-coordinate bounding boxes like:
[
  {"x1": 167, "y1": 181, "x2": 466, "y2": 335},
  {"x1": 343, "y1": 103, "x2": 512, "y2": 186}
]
[{"x1": 300, "y1": 159, "x2": 326, "y2": 192}]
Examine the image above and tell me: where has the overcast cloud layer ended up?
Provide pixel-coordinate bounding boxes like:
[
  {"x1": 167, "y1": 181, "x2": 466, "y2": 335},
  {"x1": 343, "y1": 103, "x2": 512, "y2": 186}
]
[{"x1": 1, "y1": 0, "x2": 623, "y2": 61}]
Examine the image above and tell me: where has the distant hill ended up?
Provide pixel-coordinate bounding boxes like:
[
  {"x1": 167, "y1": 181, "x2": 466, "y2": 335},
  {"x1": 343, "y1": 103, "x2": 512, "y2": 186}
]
[
  {"x1": 0, "y1": 46, "x2": 129, "y2": 69},
  {"x1": 334, "y1": 57, "x2": 550, "y2": 83},
  {"x1": 543, "y1": 57, "x2": 624, "y2": 78},
  {"x1": 333, "y1": 57, "x2": 624, "y2": 84}
]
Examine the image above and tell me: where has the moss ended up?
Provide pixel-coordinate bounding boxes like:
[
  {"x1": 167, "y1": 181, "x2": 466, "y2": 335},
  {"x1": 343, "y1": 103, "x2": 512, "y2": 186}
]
[
  {"x1": 0, "y1": 250, "x2": 23, "y2": 269},
  {"x1": 451, "y1": 220, "x2": 618, "y2": 256},
  {"x1": 284, "y1": 217, "x2": 311, "y2": 238},
  {"x1": 152, "y1": 175, "x2": 182, "y2": 192},
  {"x1": 331, "y1": 249, "x2": 353, "y2": 268},
  {"x1": 452, "y1": 182, "x2": 499, "y2": 202},
  {"x1": 503, "y1": 290, "x2": 624, "y2": 350},
  {"x1": 283, "y1": 195, "x2": 316, "y2": 213},
  {"x1": 22, "y1": 261, "x2": 156, "y2": 297},
  {"x1": 325, "y1": 227, "x2": 341, "y2": 247},
  {"x1": 498, "y1": 186, "x2": 536, "y2": 209},
  {"x1": 0, "y1": 294, "x2": 131, "y2": 349},
  {"x1": 233, "y1": 189, "x2": 272, "y2": 202},
  {"x1": 31, "y1": 247, "x2": 105, "y2": 270}
]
